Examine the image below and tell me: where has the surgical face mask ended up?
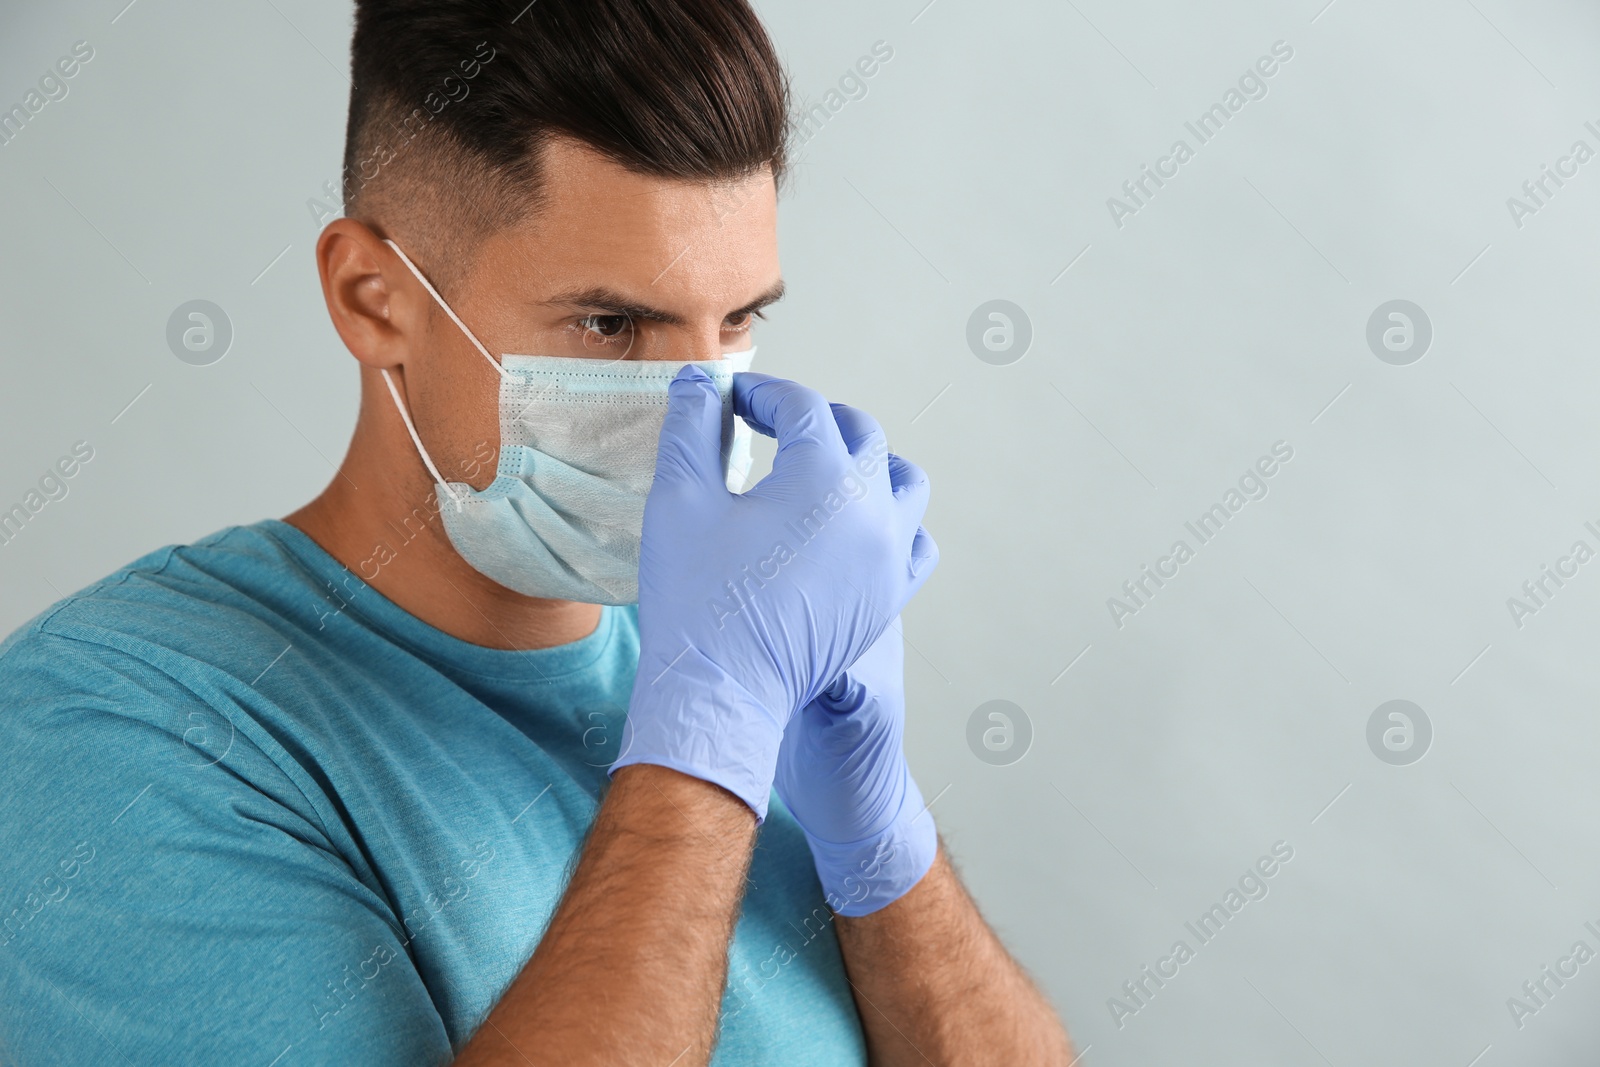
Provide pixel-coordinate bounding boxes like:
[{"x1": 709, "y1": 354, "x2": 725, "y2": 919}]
[{"x1": 380, "y1": 239, "x2": 755, "y2": 605}]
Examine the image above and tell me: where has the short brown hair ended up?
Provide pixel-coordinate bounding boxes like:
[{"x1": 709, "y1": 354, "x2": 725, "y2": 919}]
[{"x1": 343, "y1": 0, "x2": 790, "y2": 277}]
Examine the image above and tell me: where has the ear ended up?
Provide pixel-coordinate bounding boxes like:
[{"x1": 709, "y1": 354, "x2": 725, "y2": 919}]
[{"x1": 316, "y1": 218, "x2": 429, "y2": 371}]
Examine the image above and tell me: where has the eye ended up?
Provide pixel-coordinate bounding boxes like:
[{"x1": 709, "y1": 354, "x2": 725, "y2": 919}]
[
  {"x1": 577, "y1": 314, "x2": 633, "y2": 345},
  {"x1": 724, "y1": 309, "x2": 765, "y2": 333}
]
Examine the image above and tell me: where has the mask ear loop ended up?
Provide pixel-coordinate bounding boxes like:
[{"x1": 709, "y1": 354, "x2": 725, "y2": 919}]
[
  {"x1": 382, "y1": 239, "x2": 511, "y2": 380},
  {"x1": 380, "y1": 368, "x2": 465, "y2": 511},
  {"x1": 377, "y1": 238, "x2": 513, "y2": 512}
]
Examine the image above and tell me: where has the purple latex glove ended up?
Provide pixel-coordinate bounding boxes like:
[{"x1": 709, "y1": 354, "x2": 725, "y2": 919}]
[
  {"x1": 774, "y1": 569, "x2": 939, "y2": 913},
  {"x1": 613, "y1": 370, "x2": 937, "y2": 823}
]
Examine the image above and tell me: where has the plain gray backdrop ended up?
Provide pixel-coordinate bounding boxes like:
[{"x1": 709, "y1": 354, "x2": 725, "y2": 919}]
[{"x1": 4, "y1": 0, "x2": 1600, "y2": 1063}]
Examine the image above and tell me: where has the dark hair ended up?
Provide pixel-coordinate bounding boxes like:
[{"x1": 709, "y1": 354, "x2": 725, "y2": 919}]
[{"x1": 343, "y1": 0, "x2": 790, "y2": 240}]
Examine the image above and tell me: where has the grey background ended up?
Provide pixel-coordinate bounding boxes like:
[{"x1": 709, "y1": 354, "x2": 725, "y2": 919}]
[{"x1": 2, "y1": 0, "x2": 1598, "y2": 1062}]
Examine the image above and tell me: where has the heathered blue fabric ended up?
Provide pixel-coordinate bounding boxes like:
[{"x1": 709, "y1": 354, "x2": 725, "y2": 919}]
[{"x1": 0, "y1": 520, "x2": 864, "y2": 1066}]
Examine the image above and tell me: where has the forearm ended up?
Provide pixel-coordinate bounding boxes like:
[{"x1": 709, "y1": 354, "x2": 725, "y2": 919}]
[
  {"x1": 834, "y1": 844, "x2": 1074, "y2": 1066},
  {"x1": 455, "y1": 764, "x2": 757, "y2": 1066}
]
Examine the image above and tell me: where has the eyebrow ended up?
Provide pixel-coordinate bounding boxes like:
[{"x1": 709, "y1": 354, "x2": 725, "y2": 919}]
[{"x1": 542, "y1": 280, "x2": 787, "y2": 325}]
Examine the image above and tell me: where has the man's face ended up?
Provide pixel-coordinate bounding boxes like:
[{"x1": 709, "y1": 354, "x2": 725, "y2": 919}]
[{"x1": 399, "y1": 136, "x2": 782, "y2": 492}]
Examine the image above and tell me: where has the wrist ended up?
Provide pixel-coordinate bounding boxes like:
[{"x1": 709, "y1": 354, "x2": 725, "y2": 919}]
[
  {"x1": 612, "y1": 644, "x2": 787, "y2": 822},
  {"x1": 805, "y1": 771, "x2": 939, "y2": 917},
  {"x1": 605, "y1": 765, "x2": 758, "y2": 845}
]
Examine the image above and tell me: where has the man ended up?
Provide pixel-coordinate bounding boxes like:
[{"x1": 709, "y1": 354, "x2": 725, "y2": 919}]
[{"x1": 0, "y1": 1, "x2": 1074, "y2": 1063}]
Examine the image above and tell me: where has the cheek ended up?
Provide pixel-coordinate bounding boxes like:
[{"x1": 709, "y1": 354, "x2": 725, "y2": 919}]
[{"x1": 408, "y1": 335, "x2": 505, "y2": 492}]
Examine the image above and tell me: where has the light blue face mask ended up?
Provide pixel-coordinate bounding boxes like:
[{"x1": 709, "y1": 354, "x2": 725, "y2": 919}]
[{"x1": 381, "y1": 240, "x2": 755, "y2": 605}]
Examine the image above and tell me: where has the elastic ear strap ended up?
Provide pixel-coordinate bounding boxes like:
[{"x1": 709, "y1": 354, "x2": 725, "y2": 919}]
[
  {"x1": 382, "y1": 238, "x2": 508, "y2": 379},
  {"x1": 380, "y1": 368, "x2": 464, "y2": 510}
]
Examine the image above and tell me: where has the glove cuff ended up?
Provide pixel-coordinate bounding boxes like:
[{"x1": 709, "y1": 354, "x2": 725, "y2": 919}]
[
  {"x1": 611, "y1": 643, "x2": 785, "y2": 823},
  {"x1": 806, "y1": 771, "x2": 939, "y2": 917}
]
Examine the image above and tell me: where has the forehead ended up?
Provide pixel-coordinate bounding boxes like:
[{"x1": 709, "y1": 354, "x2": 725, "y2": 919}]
[{"x1": 476, "y1": 137, "x2": 780, "y2": 305}]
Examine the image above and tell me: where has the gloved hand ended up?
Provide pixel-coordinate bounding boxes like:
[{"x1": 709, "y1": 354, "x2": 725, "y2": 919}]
[
  {"x1": 611, "y1": 368, "x2": 938, "y2": 822},
  {"x1": 775, "y1": 621, "x2": 939, "y2": 916}
]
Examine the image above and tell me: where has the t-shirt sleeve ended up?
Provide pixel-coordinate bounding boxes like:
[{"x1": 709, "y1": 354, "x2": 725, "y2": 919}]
[{"x1": 0, "y1": 633, "x2": 456, "y2": 1067}]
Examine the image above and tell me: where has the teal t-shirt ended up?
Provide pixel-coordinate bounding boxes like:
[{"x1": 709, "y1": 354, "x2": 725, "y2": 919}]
[{"x1": 0, "y1": 521, "x2": 866, "y2": 1066}]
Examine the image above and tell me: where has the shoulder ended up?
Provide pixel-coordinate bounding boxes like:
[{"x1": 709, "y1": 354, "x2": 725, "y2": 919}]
[
  {"x1": 0, "y1": 522, "x2": 349, "y2": 785},
  {"x1": 7, "y1": 521, "x2": 324, "y2": 650},
  {"x1": 0, "y1": 526, "x2": 349, "y2": 873},
  {"x1": 0, "y1": 521, "x2": 337, "y2": 699}
]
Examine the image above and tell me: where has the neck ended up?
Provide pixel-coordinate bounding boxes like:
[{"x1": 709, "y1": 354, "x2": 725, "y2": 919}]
[{"x1": 285, "y1": 374, "x2": 603, "y2": 651}]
